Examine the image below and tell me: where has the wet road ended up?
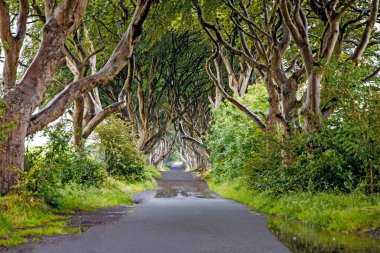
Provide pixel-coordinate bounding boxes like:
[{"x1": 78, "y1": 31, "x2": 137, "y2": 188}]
[{"x1": 6, "y1": 168, "x2": 290, "y2": 253}]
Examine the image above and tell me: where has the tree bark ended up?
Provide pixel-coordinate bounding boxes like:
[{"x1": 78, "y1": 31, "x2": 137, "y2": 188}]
[
  {"x1": 350, "y1": 0, "x2": 379, "y2": 63},
  {"x1": 73, "y1": 96, "x2": 85, "y2": 146},
  {"x1": 28, "y1": 0, "x2": 153, "y2": 136},
  {"x1": 304, "y1": 71, "x2": 323, "y2": 132},
  {"x1": 0, "y1": 121, "x2": 27, "y2": 194},
  {"x1": 81, "y1": 102, "x2": 125, "y2": 139},
  {"x1": 0, "y1": 0, "x2": 88, "y2": 194},
  {"x1": 0, "y1": 0, "x2": 29, "y2": 90},
  {"x1": 0, "y1": 0, "x2": 153, "y2": 194}
]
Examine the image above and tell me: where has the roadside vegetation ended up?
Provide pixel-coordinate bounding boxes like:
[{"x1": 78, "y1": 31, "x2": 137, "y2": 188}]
[
  {"x1": 205, "y1": 65, "x2": 380, "y2": 233},
  {"x1": 209, "y1": 179, "x2": 380, "y2": 233},
  {"x1": 0, "y1": 117, "x2": 159, "y2": 248}
]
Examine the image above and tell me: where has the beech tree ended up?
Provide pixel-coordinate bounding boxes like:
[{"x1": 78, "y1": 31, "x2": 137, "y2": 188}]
[
  {"x1": 194, "y1": 0, "x2": 380, "y2": 135},
  {"x1": 107, "y1": 31, "x2": 212, "y2": 167},
  {"x1": 0, "y1": 0, "x2": 155, "y2": 194},
  {"x1": 163, "y1": 32, "x2": 212, "y2": 170},
  {"x1": 148, "y1": 130, "x2": 177, "y2": 167},
  {"x1": 106, "y1": 38, "x2": 176, "y2": 156},
  {"x1": 178, "y1": 99, "x2": 212, "y2": 170}
]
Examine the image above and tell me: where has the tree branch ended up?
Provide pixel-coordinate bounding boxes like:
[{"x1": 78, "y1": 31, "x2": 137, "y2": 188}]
[
  {"x1": 349, "y1": 0, "x2": 379, "y2": 62},
  {"x1": 27, "y1": 0, "x2": 155, "y2": 135},
  {"x1": 206, "y1": 49, "x2": 266, "y2": 130},
  {"x1": 362, "y1": 65, "x2": 380, "y2": 82},
  {"x1": 81, "y1": 102, "x2": 125, "y2": 139},
  {"x1": 181, "y1": 136, "x2": 210, "y2": 155}
]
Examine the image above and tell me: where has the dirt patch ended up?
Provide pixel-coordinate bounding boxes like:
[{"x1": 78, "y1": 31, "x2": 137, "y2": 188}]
[{"x1": 68, "y1": 206, "x2": 131, "y2": 232}]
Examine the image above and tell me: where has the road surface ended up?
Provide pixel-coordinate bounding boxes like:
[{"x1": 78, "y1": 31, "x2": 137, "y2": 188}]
[{"x1": 5, "y1": 167, "x2": 290, "y2": 253}]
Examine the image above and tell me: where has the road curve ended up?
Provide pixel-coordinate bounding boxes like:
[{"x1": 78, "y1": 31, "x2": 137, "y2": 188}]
[{"x1": 5, "y1": 170, "x2": 290, "y2": 253}]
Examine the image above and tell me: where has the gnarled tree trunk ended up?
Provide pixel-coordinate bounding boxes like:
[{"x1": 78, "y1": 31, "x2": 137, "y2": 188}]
[
  {"x1": 0, "y1": 119, "x2": 28, "y2": 193},
  {"x1": 0, "y1": 0, "x2": 154, "y2": 194}
]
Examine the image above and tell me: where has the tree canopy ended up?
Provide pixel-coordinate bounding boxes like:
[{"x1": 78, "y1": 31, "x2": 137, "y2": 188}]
[{"x1": 0, "y1": 0, "x2": 379, "y2": 195}]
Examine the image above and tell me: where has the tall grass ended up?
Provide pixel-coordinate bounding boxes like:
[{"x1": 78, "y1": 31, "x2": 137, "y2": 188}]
[{"x1": 55, "y1": 178, "x2": 156, "y2": 211}]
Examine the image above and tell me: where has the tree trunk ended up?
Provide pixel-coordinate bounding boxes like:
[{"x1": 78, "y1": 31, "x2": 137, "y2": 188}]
[
  {"x1": 73, "y1": 96, "x2": 85, "y2": 147},
  {"x1": 304, "y1": 71, "x2": 323, "y2": 132},
  {"x1": 0, "y1": 116, "x2": 28, "y2": 194},
  {"x1": 3, "y1": 42, "x2": 22, "y2": 89},
  {"x1": 263, "y1": 73, "x2": 280, "y2": 126},
  {"x1": 282, "y1": 78, "x2": 298, "y2": 123}
]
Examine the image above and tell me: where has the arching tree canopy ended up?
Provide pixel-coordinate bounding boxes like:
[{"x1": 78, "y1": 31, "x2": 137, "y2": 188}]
[{"x1": 0, "y1": 0, "x2": 379, "y2": 196}]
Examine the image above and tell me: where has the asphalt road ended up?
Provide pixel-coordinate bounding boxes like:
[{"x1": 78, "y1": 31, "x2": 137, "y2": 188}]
[{"x1": 6, "y1": 167, "x2": 290, "y2": 253}]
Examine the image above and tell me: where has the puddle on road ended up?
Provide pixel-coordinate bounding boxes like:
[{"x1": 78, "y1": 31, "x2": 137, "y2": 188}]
[
  {"x1": 153, "y1": 171, "x2": 217, "y2": 199},
  {"x1": 267, "y1": 216, "x2": 380, "y2": 253},
  {"x1": 154, "y1": 186, "x2": 216, "y2": 199},
  {"x1": 154, "y1": 186, "x2": 178, "y2": 198},
  {"x1": 154, "y1": 181, "x2": 216, "y2": 199}
]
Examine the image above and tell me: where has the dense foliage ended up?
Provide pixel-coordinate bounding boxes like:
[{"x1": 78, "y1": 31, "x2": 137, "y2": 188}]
[
  {"x1": 23, "y1": 120, "x2": 104, "y2": 206},
  {"x1": 207, "y1": 85, "x2": 270, "y2": 181},
  {"x1": 22, "y1": 116, "x2": 158, "y2": 207},
  {"x1": 207, "y1": 65, "x2": 380, "y2": 195},
  {"x1": 93, "y1": 116, "x2": 159, "y2": 181}
]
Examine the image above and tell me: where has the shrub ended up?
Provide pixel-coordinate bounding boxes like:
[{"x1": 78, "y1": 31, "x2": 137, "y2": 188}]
[
  {"x1": 22, "y1": 119, "x2": 106, "y2": 206},
  {"x1": 93, "y1": 115, "x2": 157, "y2": 181},
  {"x1": 206, "y1": 85, "x2": 269, "y2": 182}
]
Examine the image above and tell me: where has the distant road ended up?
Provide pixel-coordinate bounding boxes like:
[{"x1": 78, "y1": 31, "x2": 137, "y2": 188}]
[{"x1": 6, "y1": 170, "x2": 290, "y2": 253}]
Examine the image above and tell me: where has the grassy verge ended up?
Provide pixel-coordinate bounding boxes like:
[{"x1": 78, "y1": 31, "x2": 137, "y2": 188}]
[
  {"x1": 56, "y1": 177, "x2": 156, "y2": 211},
  {"x1": 0, "y1": 177, "x2": 156, "y2": 248},
  {"x1": 208, "y1": 178, "x2": 380, "y2": 233}
]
